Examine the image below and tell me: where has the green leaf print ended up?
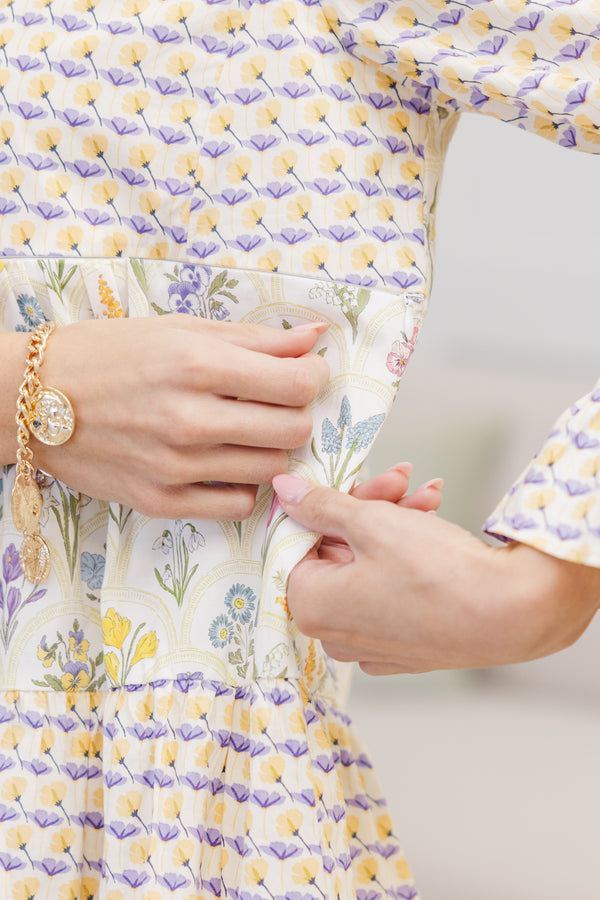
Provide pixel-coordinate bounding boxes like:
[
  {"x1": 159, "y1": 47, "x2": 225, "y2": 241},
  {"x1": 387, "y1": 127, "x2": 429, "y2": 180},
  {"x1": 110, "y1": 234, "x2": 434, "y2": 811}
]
[
  {"x1": 307, "y1": 282, "x2": 372, "y2": 342},
  {"x1": 130, "y1": 258, "x2": 149, "y2": 295},
  {"x1": 38, "y1": 259, "x2": 77, "y2": 303}
]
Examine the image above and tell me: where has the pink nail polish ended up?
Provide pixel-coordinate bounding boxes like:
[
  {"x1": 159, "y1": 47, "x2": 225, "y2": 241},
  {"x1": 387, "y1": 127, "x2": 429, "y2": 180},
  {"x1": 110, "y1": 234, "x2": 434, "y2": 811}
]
[
  {"x1": 416, "y1": 477, "x2": 444, "y2": 492},
  {"x1": 272, "y1": 474, "x2": 315, "y2": 503},
  {"x1": 293, "y1": 322, "x2": 329, "y2": 333},
  {"x1": 389, "y1": 462, "x2": 413, "y2": 477}
]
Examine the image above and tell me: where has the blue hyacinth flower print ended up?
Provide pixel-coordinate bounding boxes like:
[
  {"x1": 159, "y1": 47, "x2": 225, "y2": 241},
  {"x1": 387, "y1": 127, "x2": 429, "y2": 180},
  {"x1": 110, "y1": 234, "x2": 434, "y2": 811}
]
[{"x1": 312, "y1": 395, "x2": 385, "y2": 489}]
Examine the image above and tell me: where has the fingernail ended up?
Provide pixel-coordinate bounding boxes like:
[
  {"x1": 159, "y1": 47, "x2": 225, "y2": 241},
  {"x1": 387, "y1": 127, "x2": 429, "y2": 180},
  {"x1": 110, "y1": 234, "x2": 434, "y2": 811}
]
[
  {"x1": 416, "y1": 477, "x2": 444, "y2": 492},
  {"x1": 272, "y1": 474, "x2": 315, "y2": 504},
  {"x1": 388, "y1": 462, "x2": 413, "y2": 477},
  {"x1": 293, "y1": 322, "x2": 329, "y2": 333}
]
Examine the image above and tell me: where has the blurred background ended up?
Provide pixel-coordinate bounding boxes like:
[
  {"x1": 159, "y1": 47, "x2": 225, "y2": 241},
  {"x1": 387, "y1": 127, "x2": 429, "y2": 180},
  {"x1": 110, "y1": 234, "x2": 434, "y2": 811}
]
[{"x1": 348, "y1": 111, "x2": 600, "y2": 900}]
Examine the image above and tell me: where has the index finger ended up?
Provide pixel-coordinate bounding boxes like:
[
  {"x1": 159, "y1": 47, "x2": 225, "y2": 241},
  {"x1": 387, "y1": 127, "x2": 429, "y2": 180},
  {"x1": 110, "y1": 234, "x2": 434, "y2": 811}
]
[
  {"x1": 172, "y1": 316, "x2": 329, "y2": 358},
  {"x1": 206, "y1": 343, "x2": 330, "y2": 407},
  {"x1": 272, "y1": 477, "x2": 372, "y2": 549}
]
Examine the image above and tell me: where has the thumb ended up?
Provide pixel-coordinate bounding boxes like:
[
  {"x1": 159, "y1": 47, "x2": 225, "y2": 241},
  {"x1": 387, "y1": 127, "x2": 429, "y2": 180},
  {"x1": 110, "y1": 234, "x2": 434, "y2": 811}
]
[{"x1": 272, "y1": 474, "x2": 363, "y2": 546}]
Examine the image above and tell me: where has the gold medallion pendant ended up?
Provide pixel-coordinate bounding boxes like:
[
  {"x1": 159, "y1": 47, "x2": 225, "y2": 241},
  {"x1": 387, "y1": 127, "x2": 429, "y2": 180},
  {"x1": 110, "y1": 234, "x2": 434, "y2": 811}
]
[
  {"x1": 12, "y1": 321, "x2": 75, "y2": 585},
  {"x1": 11, "y1": 473, "x2": 43, "y2": 534},
  {"x1": 30, "y1": 387, "x2": 75, "y2": 446},
  {"x1": 19, "y1": 533, "x2": 51, "y2": 585}
]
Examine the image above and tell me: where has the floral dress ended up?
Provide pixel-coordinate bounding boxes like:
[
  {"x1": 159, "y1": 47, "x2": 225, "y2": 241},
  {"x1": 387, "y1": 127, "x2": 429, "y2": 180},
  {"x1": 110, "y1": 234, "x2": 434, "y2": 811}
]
[{"x1": 0, "y1": 2, "x2": 599, "y2": 899}]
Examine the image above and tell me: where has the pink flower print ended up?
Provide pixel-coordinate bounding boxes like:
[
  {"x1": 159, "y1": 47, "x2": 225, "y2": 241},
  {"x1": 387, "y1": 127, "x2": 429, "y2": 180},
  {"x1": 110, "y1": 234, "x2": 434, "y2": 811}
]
[
  {"x1": 386, "y1": 326, "x2": 419, "y2": 377},
  {"x1": 266, "y1": 491, "x2": 281, "y2": 528}
]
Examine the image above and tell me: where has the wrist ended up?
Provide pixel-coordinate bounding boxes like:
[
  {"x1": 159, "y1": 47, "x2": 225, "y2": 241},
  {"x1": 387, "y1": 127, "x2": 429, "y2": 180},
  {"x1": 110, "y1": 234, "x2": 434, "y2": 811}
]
[
  {"x1": 495, "y1": 541, "x2": 600, "y2": 661},
  {"x1": 0, "y1": 331, "x2": 31, "y2": 466}
]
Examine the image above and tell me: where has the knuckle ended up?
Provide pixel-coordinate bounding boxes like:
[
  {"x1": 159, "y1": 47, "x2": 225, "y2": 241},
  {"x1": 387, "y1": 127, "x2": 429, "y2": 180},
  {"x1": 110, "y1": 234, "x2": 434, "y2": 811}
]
[
  {"x1": 288, "y1": 409, "x2": 313, "y2": 448},
  {"x1": 166, "y1": 408, "x2": 208, "y2": 447},
  {"x1": 290, "y1": 360, "x2": 321, "y2": 406},
  {"x1": 321, "y1": 641, "x2": 355, "y2": 662},
  {"x1": 359, "y1": 662, "x2": 387, "y2": 676},
  {"x1": 131, "y1": 487, "x2": 168, "y2": 519},
  {"x1": 163, "y1": 346, "x2": 198, "y2": 388},
  {"x1": 261, "y1": 450, "x2": 289, "y2": 481},
  {"x1": 228, "y1": 487, "x2": 257, "y2": 521},
  {"x1": 151, "y1": 450, "x2": 175, "y2": 483},
  {"x1": 314, "y1": 354, "x2": 330, "y2": 388},
  {"x1": 293, "y1": 603, "x2": 325, "y2": 639},
  {"x1": 357, "y1": 500, "x2": 389, "y2": 535},
  {"x1": 176, "y1": 343, "x2": 216, "y2": 391}
]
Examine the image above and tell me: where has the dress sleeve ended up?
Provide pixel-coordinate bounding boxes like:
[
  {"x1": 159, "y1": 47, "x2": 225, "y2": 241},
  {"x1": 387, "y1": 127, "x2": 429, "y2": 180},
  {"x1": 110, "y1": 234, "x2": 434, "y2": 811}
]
[
  {"x1": 345, "y1": 0, "x2": 600, "y2": 152},
  {"x1": 484, "y1": 381, "x2": 600, "y2": 566}
]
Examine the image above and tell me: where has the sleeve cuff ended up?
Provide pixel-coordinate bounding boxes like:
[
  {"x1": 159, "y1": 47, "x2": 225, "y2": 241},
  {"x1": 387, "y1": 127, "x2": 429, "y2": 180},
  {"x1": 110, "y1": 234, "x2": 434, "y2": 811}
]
[{"x1": 483, "y1": 379, "x2": 600, "y2": 567}]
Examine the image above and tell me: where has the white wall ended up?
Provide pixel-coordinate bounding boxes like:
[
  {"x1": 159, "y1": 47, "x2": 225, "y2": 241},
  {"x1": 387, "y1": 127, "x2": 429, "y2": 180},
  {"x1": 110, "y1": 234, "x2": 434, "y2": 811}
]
[
  {"x1": 349, "y1": 112, "x2": 600, "y2": 900},
  {"x1": 366, "y1": 110, "x2": 600, "y2": 699}
]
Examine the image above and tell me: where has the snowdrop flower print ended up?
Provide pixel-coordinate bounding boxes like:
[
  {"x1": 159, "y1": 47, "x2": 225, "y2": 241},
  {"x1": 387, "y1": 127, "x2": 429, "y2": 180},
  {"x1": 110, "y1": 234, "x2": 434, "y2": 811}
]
[{"x1": 153, "y1": 521, "x2": 205, "y2": 607}]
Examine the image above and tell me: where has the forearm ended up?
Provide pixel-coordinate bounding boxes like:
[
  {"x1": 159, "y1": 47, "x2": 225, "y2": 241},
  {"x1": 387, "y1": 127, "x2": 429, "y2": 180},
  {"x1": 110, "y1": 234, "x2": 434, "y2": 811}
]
[
  {"x1": 497, "y1": 541, "x2": 600, "y2": 662},
  {"x1": 273, "y1": 476, "x2": 600, "y2": 674},
  {"x1": 0, "y1": 331, "x2": 29, "y2": 466}
]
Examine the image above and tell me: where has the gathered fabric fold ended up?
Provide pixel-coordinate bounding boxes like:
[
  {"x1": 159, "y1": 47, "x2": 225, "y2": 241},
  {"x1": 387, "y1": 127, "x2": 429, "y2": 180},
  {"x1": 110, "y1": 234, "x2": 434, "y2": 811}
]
[{"x1": 0, "y1": 678, "x2": 417, "y2": 899}]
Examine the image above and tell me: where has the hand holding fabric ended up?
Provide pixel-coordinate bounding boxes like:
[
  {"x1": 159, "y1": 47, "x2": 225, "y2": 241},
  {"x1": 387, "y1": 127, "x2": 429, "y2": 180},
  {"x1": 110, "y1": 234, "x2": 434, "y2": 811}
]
[
  {"x1": 0, "y1": 317, "x2": 329, "y2": 520},
  {"x1": 273, "y1": 474, "x2": 600, "y2": 675}
]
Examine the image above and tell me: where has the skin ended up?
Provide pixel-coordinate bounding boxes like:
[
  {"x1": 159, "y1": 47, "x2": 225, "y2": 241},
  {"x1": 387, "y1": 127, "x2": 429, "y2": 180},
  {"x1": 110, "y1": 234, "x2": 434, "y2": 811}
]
[
  {"x1": 0, "y1": 316, "x2": 329, "y2": 520},
  {"x1": 272, "y1": 473, "x2": 600, "y2": 675}
]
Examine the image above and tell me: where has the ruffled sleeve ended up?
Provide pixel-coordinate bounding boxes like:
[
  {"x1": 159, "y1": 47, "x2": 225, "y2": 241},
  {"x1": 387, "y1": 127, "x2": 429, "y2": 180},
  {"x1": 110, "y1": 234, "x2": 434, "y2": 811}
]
[
  {"x1": 484, "y1": 380, "x2": 600, "y2": 566},
  {"x1": 342, "y1": 0, "x2": 600, "y2": 151}
]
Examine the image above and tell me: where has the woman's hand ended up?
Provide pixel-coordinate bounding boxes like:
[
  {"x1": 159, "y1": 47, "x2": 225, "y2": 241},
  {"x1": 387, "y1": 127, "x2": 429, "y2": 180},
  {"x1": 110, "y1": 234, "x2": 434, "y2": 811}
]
[
  {"x1": 272, "y1": 475, "x2": 600, "y2": 674},
  {"x1": 323, "y1": 463, "x2": 443, "y2": 566},
  {"x1": 2, "y1": 316, "x2": 329, "y2": 520}
]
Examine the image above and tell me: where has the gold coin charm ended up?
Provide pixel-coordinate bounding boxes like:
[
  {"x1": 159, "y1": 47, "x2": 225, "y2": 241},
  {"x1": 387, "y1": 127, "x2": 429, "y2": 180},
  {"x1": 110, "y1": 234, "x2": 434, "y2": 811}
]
[
  {"x1": 11, "y1": 474, "x2": 43, "y2": 534},
  {"x1": 19, "y1": 533, "x2": 51, "y2": 585},
  {"x1": 30, "y1": 387, "x2": 75, "y2": 446}
]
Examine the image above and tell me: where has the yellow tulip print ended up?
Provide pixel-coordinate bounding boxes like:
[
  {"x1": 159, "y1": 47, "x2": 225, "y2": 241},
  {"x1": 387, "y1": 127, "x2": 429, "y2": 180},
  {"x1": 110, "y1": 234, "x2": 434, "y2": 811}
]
[
  {"x1": 102, "y1": 610, "x2": 131, "y2": 650},
  {"x1": 257, "y1": 248, "x2": 281, "y2": 271},
  {"x1": 130, "y1": 631, "x2": 158, "y2": 667},
  {"x1": 103, "y1": 233, "x2": 129, "y2": 256},
  {"x1": 27, "y1": 74, "x2": 55, "y2": 102},
  {"x1": 11, "y1": 878, "x2": 40, "y2": 900},
  {"x1": 292, "y1": 857, "x2": 321, "y2": 889},
  {"x1": 57, "y1": 227, "x2": 83, "y2": 255},
  {"x1": 302, "y1": 245, "x2": 331, "y2": 277},
  {"x1": 10, "y1": 221, "x2": 35, "y2": 251},
  {"x1": 100, "y1": 609, "x2": 158, "y2": 686}
]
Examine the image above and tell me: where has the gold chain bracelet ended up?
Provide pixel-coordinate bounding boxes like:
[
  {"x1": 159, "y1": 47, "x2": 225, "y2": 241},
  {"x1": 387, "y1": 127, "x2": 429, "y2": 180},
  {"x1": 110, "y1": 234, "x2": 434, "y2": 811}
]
[{"x1": 11, "y1": 321, "x2": 75, "y2": 585}]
